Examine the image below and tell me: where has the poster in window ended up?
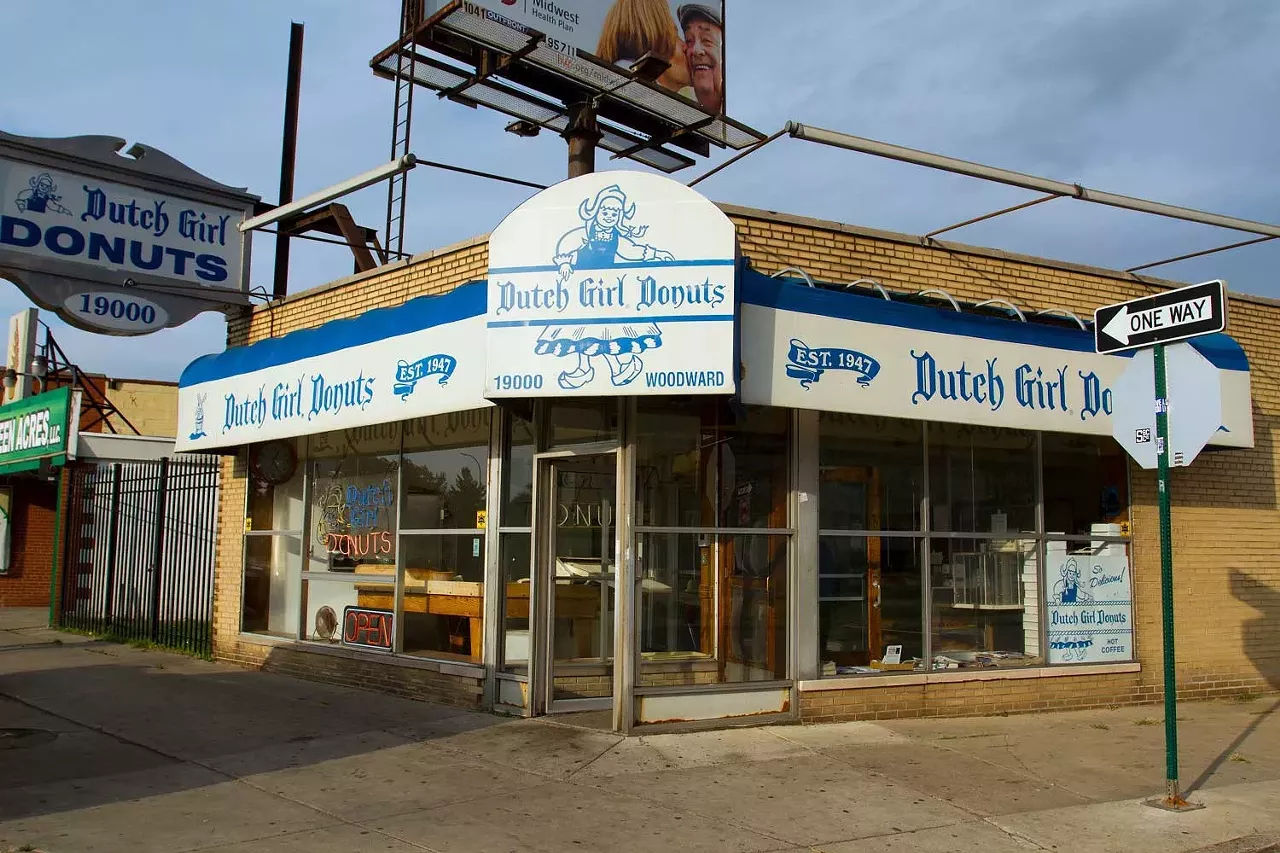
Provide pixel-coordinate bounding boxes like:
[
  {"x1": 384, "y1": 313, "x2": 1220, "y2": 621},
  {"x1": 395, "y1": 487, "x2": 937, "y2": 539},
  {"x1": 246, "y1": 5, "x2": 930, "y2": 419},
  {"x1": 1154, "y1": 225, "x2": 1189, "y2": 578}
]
[{"x1": 1046, "y1": 545, "x2": 1132, "y2": 664}]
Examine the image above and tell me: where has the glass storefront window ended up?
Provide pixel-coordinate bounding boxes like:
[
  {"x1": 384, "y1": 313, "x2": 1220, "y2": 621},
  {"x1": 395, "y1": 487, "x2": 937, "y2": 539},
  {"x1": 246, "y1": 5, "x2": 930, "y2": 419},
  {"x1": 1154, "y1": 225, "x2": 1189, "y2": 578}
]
[
  {"x1": 399, "y1": 533, "x2": 488, "y2": 659},
  {"x1": 929, "y1": 538, "x2": 1040, "y2": 669},
  {"x1": 401, "y1": 410, "x2": 491, "y2": 531},
  {"x1": 397, "y1": 409, "x2": 492, "y2": 660},
  {"x1": 546, "y1": 399, "x2": 618, "y2": 448},
  {"x1": 635, "y1": 532, "x2": 789, "y2": 686},
  {"x1": 721, "y1": 534, "x2": 788, "y2": 682},
  {"x1": 637, "y1": 531, "x2": 710, "y2": 659},
  {"x1": 307, "y1": 448, "x2": 400, "y2": 575},
  {"x1": 636, "y1": 400, "x2": 789, "y2": 529},
  {"x1": 635, "y1": 403, "x2": 791, "y2": 686},
  {"x1": 242, "y1": 534, "x2": 303, "y2": 638},
  {"x1": 1042, "y1": 433, "x2": 1129, "y2": 536},
  {"x1": 499, "y1": 532, "x2": 532, "y2": 672},
  {"x1": 301, "y1": 574, "x2": 391, "y2": 645},
  {"x1": 718, "y1": 410, "x2": 789, "y2": 529},
  {"x1": 928, "y1": 424, "x2": 1036, "y2": 534},
  {"x1": 819, "y1": 414, "x2": 923, "y2": 532},
  {"x1": 819, "y1": 536, "x2": 924, "y2": 674},
  {"x1": 504, "y1": 412, "x2": 535, "y2": 529},
  {"x1": 242, "y1": 440, "x2": 304, "y2": 638}
]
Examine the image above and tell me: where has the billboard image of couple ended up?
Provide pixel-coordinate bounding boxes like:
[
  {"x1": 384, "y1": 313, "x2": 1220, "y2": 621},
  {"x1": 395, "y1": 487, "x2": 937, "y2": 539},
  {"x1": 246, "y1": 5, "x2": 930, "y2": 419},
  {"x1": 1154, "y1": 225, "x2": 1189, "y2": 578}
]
[
  {"x1": 465, "y1": 0, "x2": 726, "y2": 115},
  {"x1": 596, "y1": 1, "x2": 725, "y2": 115}
]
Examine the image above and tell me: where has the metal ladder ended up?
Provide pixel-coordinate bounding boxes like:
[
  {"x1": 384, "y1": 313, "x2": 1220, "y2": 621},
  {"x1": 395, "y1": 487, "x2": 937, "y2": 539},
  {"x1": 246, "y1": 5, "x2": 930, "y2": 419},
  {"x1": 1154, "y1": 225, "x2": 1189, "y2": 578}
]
[{"x1": 384, "y1": 0, "x2": 422, "y2": 260}]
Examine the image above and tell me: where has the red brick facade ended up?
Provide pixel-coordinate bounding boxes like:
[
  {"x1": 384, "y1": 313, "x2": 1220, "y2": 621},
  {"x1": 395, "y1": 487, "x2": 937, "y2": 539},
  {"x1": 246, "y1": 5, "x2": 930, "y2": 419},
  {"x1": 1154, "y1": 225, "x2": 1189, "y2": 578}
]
[{"x1": 0, "y1": 478, "x2": 57, "y2": 608}]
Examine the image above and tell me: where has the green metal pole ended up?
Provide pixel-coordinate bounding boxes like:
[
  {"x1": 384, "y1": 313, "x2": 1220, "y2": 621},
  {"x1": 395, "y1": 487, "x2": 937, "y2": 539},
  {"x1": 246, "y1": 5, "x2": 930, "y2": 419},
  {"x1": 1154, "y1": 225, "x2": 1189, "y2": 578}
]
[{"x1": 1154, "y1": 343, "x2": 1183, "y2": 805}]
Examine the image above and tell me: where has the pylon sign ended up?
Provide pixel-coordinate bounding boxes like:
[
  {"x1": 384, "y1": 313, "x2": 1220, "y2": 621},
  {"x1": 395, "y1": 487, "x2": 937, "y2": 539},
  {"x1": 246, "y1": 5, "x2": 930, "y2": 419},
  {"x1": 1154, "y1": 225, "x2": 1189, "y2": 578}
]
[{"x1": 0, "y1": 131, "x2": 258, "y2": 336}]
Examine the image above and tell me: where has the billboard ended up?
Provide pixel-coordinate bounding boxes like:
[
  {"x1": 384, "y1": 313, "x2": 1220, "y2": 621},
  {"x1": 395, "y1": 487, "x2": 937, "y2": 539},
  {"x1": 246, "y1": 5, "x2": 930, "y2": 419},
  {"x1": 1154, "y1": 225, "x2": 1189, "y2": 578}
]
[
  {"x1": 435, "y1": 1, "x2": 727, "y2": 115},
  {"x1": 0, "y1": 132, "x2": 257, "y2": 336}
]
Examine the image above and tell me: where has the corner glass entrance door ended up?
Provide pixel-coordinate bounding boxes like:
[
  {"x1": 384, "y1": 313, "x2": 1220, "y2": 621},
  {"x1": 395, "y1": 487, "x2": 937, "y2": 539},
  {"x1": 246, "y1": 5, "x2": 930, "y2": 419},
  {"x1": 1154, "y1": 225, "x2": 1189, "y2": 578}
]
[{"x1": 541, "y1": 452, "x2": 618, "y2": 711}]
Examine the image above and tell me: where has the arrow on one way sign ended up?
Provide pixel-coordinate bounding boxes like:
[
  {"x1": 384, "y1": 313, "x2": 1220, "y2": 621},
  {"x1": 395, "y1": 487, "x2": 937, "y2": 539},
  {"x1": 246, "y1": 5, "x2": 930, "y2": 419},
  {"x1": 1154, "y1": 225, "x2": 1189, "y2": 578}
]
[{"x1": 1095, "y1": 280, "x2": 1226, "y2": 354}]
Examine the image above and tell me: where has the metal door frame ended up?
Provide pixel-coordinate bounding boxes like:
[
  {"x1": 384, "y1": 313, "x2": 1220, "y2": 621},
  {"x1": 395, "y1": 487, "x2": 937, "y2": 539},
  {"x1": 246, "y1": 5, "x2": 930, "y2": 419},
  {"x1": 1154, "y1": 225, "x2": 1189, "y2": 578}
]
[{"x1": 529, "y1": 443, "x2": 624, "y2": 716}]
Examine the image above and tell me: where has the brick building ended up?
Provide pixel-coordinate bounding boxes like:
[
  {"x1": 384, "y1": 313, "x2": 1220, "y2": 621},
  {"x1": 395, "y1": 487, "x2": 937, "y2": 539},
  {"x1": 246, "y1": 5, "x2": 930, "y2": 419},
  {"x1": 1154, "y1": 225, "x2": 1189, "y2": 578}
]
[{"x1": 177, "y1": 172, "x2": 1276, "y2": 730}]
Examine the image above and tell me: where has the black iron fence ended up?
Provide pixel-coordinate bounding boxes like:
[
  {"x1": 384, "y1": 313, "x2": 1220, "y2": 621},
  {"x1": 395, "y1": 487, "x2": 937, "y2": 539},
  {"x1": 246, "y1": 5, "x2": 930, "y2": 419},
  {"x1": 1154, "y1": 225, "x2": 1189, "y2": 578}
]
[{"x1": 58, "y1": 455, "x2": 221, "y2": 657}]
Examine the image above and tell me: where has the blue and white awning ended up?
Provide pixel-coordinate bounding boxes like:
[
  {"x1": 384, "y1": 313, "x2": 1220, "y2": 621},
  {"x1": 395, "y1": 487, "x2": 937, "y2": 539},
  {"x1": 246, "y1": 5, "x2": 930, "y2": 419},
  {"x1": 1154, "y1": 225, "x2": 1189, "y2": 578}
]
[
  {"x1": 176, "y1": 283, "x2": 489, "y2": 452},
  {"x1": 738, "y1": 270, "x2": 1252, "y2": 449},
  {"x1": 176, "y1": 270, "x2": 1254, "y2": 452}
]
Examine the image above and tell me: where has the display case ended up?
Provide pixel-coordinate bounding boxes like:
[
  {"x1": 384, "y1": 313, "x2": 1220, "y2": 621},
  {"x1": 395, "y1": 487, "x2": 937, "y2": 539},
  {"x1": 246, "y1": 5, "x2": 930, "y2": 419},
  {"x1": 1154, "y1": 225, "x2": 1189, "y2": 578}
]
[{"x1": 951, "y1": 543, "x2": 1024, "y2": 610}]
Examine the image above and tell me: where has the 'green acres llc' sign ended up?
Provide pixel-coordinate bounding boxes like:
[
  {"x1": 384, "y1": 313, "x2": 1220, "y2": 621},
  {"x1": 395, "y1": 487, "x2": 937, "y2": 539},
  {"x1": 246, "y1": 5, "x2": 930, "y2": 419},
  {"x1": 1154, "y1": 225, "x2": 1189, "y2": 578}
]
[{"x1": 0, "y1": 387, "x2": 74, "y2": 474}]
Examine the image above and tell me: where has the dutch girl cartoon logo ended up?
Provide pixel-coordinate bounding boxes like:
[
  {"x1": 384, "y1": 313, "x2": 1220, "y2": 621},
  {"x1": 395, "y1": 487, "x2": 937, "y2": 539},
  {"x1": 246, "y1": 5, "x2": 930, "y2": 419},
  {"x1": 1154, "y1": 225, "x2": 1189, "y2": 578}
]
[
  {"x1": 15, "y1": 173, "x2": 73, "y2": 216},
  {"x1": 538, "y1": 185, "x2": 675, "y2": 390},
  {"x1": 189, "y1": 393, "x2": 209, "y2": 441},
  {"x1": 1050, "y1": 557, "x2": 1094, "y2": 605}
]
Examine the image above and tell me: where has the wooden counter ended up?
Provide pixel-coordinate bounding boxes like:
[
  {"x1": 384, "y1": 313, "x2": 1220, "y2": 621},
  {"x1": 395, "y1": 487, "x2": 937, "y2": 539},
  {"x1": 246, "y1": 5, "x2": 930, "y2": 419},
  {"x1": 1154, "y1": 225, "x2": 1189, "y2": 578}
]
[{"x1": 355, "y1": 580, "x2": 604, "y2": 662}]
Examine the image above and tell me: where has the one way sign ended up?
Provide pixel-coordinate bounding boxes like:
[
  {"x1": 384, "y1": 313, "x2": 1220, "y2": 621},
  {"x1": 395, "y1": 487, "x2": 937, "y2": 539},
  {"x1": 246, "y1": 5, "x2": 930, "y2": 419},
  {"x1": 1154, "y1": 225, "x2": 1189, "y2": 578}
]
[{"x1": 1094, "y1": 280, "x2": 1227, "y2": 354}]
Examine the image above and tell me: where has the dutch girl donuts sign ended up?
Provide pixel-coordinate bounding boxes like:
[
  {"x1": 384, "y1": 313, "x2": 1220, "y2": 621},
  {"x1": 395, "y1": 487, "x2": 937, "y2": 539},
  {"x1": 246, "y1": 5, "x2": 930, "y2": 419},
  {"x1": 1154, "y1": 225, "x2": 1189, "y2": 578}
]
[{"x1": 485, "y1": 171, "x2": 737, "y2": 398}]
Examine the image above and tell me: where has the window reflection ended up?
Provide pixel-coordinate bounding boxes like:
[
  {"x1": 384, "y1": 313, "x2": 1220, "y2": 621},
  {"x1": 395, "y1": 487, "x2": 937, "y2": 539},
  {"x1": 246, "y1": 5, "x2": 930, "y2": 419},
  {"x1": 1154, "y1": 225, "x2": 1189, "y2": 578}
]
[
  {"x1": 636, "y1": 400, "x2": 788, "y2": 529},
  {"x1": 399, "y1": 533, "x2": 488, "y2": 660},
  {"x1": 819, "y1": 414, "x2": 923, "y2": 532},
  {"x1": 1042, "y1": 433, "x2": 1129, "y2": 536},
  {"x1": 401, "y1": 409, "x2": 491, "y2": 531},
  {"x1": 546, "y1": 399, "x2": 618, "y2": 448},
  {"x1": 818, "y1": 537, "x2": 923, "y2": 674},
  {"x1": 930, "y1": 538, "x2": 1040, "y2": 669},
  {"x1": 504, "y1": 413, "x2": 535, "y2": 528},
  {"x1": 928, "y1": 424, "x2": 1036, "y2": 534},
  {"x1": 634, "y1": 402, "x2": 791, "y2": 686}
]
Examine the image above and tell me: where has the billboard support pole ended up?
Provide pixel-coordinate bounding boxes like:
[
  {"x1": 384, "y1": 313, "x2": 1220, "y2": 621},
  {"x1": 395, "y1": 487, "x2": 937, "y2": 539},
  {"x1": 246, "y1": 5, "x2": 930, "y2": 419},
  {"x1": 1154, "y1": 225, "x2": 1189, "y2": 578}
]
[
  {"x1": 564, "y1": 101, "x2": 600, "y2": 178},
  {"x1": 274, "y1": 22, "x2": 305, "y2": 300}
]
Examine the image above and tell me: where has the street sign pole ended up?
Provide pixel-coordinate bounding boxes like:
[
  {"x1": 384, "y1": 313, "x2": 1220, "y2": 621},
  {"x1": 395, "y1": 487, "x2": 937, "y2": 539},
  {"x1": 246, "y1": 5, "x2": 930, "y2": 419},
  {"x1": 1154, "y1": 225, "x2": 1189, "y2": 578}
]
[
  {"x1": 1097, "y1": 281, "x2": 1227, "y2": 813},
  {"x1": 1153, "y1": 343, "x2": 1186, "y2": 808}
]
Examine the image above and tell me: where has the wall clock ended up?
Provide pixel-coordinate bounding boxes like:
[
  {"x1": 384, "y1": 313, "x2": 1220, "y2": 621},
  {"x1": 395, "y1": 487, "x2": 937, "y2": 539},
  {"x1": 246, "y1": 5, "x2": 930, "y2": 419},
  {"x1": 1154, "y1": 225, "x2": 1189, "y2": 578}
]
[{"x1": 250, "y1": 440, "x2": 298, "y2": 485}]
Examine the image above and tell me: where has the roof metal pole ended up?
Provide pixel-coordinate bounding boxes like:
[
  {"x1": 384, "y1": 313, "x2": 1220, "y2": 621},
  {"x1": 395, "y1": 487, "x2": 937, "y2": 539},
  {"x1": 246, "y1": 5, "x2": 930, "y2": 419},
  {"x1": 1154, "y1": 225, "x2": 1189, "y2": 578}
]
[
  {"x1": 240, "y1": 155, "x2": 418, "y2": 232},
  {"x1": 786, "y1": 122, "x2": 1280, "y2": 239},
  {"x1": 688, "y1": 127, "x2": 785, "y2": 188},
  {"x1": 1126, "y1": 234, "x2": 1276, "y2": 273},
  {"x1": 925, "y1": 192, "x2": 1060, "y2": 239}
]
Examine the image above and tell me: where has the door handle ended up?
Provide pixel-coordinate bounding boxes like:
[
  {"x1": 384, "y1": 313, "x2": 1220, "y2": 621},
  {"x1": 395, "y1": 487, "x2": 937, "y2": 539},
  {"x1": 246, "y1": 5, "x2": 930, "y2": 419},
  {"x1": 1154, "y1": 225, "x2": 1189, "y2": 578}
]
[{"x1": 872, "y1": 579, "x2": 881, "y2": 609}]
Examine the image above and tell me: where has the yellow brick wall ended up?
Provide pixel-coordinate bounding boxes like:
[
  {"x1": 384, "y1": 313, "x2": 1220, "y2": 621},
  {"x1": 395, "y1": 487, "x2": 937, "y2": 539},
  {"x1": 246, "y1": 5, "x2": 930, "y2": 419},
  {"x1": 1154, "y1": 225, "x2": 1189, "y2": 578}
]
[
  {"x1": 211, "y1": 204, "x2": 1280, "y2": 719},
  {"x1": 106, "y1": 379, "x2": 179, "y2": 437}
]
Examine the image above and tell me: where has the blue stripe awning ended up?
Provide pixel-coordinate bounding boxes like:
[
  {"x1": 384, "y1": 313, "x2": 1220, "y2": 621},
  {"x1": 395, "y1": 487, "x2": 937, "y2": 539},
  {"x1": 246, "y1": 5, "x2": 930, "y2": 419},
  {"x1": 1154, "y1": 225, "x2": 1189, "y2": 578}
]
[
  {"x1": 741, "y1": 268, "x2": 1249, "y2": 372},
  {"x1": 179, "y1": 281, "x2": 486, "y2": 388}
]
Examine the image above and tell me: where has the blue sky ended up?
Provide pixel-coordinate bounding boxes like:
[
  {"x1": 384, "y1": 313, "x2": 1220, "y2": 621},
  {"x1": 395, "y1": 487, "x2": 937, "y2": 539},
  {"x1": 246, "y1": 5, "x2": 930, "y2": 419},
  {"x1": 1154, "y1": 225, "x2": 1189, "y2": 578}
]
[{"x1": 3, "y1": 1, "x2": 1277, "y2": 380}]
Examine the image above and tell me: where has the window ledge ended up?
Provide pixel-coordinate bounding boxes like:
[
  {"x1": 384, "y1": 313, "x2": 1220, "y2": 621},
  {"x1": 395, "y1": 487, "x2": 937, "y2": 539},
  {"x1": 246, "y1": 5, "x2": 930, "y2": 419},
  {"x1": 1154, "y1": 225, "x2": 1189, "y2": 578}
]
[
  {"x1": 798, "y1": 661, "x2": 1140, "y2": 692},
  {"x1": 234, "y1": 632, "x2": 486, "y2": 679}
]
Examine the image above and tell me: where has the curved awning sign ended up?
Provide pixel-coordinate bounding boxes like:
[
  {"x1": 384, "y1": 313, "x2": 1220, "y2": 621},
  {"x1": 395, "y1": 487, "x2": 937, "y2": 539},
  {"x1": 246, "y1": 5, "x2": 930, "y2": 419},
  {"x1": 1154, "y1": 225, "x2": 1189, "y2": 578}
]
[{"x1": 486, "y1": 171, "x2": 737, "y2": 398}]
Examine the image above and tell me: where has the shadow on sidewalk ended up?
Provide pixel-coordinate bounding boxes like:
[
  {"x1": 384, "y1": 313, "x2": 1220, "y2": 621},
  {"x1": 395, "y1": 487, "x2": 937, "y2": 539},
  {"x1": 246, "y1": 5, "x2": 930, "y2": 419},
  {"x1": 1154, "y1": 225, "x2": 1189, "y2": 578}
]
[{"x1": 0, "y1": 647, "x2": 505, "y2": 823}]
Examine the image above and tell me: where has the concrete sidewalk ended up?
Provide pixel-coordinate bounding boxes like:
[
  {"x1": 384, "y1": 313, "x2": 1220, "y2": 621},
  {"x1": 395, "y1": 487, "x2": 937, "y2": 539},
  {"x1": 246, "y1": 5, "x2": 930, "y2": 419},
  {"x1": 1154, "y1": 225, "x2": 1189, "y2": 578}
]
[{"x1": 2, "y1": 606, "x2": 1278, "y2": 853}]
